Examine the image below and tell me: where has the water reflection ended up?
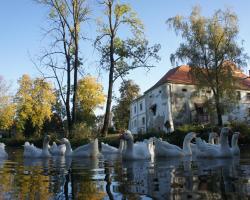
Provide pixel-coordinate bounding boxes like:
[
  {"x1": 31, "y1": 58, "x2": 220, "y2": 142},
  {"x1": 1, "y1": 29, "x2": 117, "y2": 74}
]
[{"x1": 0, "y1": 148, "x2": 250, "y2": 199}]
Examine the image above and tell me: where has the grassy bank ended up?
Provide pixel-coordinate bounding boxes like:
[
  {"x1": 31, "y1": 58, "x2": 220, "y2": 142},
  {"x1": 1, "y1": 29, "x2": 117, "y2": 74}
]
[{"x1": 1, "y1": 122, "x2": 250, "y2": 148}]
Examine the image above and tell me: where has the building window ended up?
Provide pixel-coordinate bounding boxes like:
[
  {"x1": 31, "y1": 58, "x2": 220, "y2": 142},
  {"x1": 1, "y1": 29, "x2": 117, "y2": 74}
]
[
  {"x1": 134, "y1": 106, "x2": 136, "y2": 114},
  {"x1": 140, "y1": 103, "x2": 143, "y2": 111},
  {"x1": 159, "y1": 90, "x2": 162, "y2": 93},
  {"x1": 133, "y1": 119, "x2": 137, "y2": 127},
  {"x1": 248, "y1": 108, "x2": 250, "y2": 116},
  {"x1": 182, "y1": 88, "x2": 187, "y2": 92},
  {"x1": 206, "y1": 90, "x2": 211, "y2": 94},
  {"x1": 237, "y1": 91, "x2": 241, "y2": 100},
  {"x1": 142, "y1": 117, "x2": 145, "y2": 125},
  {"x1": 150, "y1": 104, "x2": 157, "y2": 116},
  {"x1": 247, "y1": 93, "x2": 250, "y2": 101}
]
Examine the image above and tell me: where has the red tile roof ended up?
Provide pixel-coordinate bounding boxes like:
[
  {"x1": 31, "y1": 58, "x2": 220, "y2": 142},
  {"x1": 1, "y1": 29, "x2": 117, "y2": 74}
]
[{"x1": 145, "y1": 65, "x2": 250, "y2": 93}]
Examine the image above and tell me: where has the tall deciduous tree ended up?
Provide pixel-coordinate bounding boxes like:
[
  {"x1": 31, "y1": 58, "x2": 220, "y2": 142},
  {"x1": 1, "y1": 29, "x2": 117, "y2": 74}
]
[
  {"x1": 15, "y1": 75, "x2": 56, "y2": 136},
  {"x1": 167, "y1": 7, "x2": 248, "y2": 126},
  {"x1": 112, "y1": 80, "x2": 140, "y2": 131},
  {"x1": 95, "y1": 0, "x2": 160, "y2": 136},
  {"x1": 36, "y1": 0, "x2": 89, "y2": 133}
]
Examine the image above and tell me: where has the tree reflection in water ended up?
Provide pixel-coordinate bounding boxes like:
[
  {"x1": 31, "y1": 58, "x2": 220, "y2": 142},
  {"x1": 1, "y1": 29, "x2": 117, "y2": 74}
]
[{"x1": 0, "y1": 148, "x2": 250, "y2": 199}]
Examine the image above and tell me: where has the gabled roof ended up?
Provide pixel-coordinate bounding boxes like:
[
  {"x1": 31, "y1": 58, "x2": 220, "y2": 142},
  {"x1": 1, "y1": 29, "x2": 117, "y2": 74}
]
[{"x1": 145, "y1": 65, "x2": 250, "y2": 94}]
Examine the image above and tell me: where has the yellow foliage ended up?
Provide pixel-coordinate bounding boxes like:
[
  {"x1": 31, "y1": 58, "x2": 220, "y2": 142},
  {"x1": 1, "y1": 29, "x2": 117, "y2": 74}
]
[
  {"x1": 0, "y1": 102, "x2": 15, "y2": 130},
  {"x1": 15, "y1": 74, "x2": 56, "y2": 132},
  {"x1": 77, "y1": 76, "x2": 105, "y2": 112}
]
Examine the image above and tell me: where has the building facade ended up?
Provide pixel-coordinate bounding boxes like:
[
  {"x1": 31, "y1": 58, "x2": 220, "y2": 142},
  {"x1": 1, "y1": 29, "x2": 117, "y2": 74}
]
[{"x1": 129, "y1": 65, "x2": 250, "y2": 134}]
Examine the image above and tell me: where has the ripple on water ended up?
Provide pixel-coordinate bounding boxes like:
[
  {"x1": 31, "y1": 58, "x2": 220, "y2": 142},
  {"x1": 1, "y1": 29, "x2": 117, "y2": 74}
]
[{"x1": 0, "y1": 148, "x2": 250, "y2": 199}]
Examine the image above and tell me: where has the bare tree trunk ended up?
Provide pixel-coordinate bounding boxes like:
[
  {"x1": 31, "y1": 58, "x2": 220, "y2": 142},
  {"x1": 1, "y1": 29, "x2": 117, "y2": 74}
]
[
  {"x1": 101, "y1": 1, "x2": 114, "y2": 137},
  {"x1": 72, "y1": 1, "x2": 79, "y2": 126}
]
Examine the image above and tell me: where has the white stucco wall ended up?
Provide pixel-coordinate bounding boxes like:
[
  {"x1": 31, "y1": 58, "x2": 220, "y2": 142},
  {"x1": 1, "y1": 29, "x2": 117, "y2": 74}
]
[
  {"x1": 145, "y1": 84, "x2": 174, "y2": 133},
  {"x1": 129, "y1": 97, "x2": 146, "y2": 134},
  {"x1": 129, "y1": 82, "x2": 250, "y2": 134}
]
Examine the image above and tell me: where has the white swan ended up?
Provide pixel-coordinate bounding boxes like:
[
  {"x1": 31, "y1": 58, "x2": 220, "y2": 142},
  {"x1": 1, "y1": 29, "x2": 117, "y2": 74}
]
[
  {"x1": 49, "y1": 142, "x2": 66, "y2": 156},
  {"x1": 195, "y1": 127, "x2": 233, "y2": 158},
  {"x1": 231, "y1": 132, "x2": 240, "y2": 156},
  {"x1": 24, "y1": 135, "x2": 51, "y2": 158},
  {"x1": 101, "y1": 139, "x2": 125, "y2": 154},
  {"x1": 60, "y1": 138, "x2": 100, "y2": 158},
  {"x1": 121, "y1": 130, "x2": 153, "y2": 160},
  {"x1": 0, "y1": 143, "x2": 8, "y2": 158},
  {"x1": 154, "y1": 132, "x2": 196, "y2": 157},
  {"x1": 208, "y1": 132, "x2": 219, "y2": 144},
  {"x1": 191, "y1": 132, "x2": 219, "y2": 155}
]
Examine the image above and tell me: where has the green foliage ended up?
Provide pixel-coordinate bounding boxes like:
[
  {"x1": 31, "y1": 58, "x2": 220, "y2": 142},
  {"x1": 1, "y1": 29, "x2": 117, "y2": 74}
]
[
  {"x1": 70, "y1": 122, "x2": 94, "y2": 141},
  {"x1": 112, "y1": 80, "x2": 140, "y2": 130},
  {"x1": 167, "y1": 6, "x2": 248, "y2": 125}
]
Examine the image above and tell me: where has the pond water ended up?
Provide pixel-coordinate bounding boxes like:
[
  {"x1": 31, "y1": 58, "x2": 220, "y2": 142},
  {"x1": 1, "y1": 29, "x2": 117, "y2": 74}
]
[{"x1": 0, "y1": 146, "x2": 250, "y2": 200}]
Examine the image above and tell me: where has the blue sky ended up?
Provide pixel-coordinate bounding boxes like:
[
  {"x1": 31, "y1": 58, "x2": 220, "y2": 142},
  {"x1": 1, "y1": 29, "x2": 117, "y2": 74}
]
[{"x1": 0, "y1": 0, "x2": 250, "y2": 105}]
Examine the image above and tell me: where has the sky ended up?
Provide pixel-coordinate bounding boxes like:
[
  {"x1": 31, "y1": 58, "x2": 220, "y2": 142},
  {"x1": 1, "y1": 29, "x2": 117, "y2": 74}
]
[{"x1": 0, "y1": 0, "x2": 250, "y2": 113}]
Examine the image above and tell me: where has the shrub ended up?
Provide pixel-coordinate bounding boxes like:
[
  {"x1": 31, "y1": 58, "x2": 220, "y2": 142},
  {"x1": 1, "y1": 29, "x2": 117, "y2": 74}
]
[{"x1": 71, "y1": 123, "x2": 92, "y2": 139}]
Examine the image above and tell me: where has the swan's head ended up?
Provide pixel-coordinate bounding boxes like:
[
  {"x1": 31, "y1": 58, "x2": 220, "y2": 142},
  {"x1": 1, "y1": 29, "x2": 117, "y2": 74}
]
[
  {"x1": 185, "y1": 132, "x2": 197, "y2": 141},
  {"x1": 220, "y1": 127, "x2": 231, "y2": 137},
  {"x1": 60, "y1": 138, "x2": 70, "y2": 144},
  {"x1": 209, "y1": 132, "x2": 219, "y2": 139},
  {"x1": 44, "y1": 135, "x2": 51, "y2": 143},
  {"x1": 121, "y1": 130, "x2": 134, "y2": 141},
  {"x1": 232, "y1": 132, "x2": 240, "y2": 140}
]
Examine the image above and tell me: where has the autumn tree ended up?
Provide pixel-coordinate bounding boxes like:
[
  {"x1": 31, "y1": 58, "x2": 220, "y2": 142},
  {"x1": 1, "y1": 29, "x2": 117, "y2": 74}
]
[
  {"x1": 112, "y1": 80, "x2": 140, "y2": 131},
  {"x1": 167, "y1": 7, "x2": 248, "y2": 126},
  {"x1": 0, "y1": 76, "x2": 15, "y2": 131},
  {"x1": 95, "y1": 0, "x2": 160, "y2": 136},
  {"x1": 15, "y1": 75, "x2": 56, "y2": 136},
  {"x1": 36, "y1": 0, "x2": 89, "y2": 133},
  {"x1": 76, "y1": 76, "x2": 105, "y2": 126}
]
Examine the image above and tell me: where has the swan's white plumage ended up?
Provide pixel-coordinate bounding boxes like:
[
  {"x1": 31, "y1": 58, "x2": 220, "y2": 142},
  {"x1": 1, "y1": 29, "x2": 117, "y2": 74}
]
[
  {"x1": 0, "y1": 143, "x2": 8, "y2": 158},
  {"x1": 24, "y1": 136, "x2": 51, "y2": 158},
  {"x1": 195, "y1": 127, "x2": 233, "y2": 158},
  {"x1": 61, "y1": 138, "x2": 100, "y2": 158},
  {"x1": 231, "y1": 132, "x2": 240, "y2": 156},
  {"x1": 154, "y1": 132, "x2": 196, "y2": 157},
  {"x1": 101, "y1": 139, "x2": 125, "y2": 154},
  {"x1": 50, "y1": 142, "x2": 66, "y2": 156},
  {"x1": 121, "y1": 130, "x2": 153, "y2": 160}
]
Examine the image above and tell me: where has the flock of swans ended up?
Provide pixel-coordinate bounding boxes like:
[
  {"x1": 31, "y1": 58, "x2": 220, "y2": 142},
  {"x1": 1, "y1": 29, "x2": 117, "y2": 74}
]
[{"x1": 0, "y1": 127, "x2": 240, "y2": 160}]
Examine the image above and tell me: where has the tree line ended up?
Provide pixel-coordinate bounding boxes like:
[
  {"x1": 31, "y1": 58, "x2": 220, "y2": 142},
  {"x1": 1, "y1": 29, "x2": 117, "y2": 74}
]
[{"x1": 0, "y1": 2, "x2": 248, "y2": 139}]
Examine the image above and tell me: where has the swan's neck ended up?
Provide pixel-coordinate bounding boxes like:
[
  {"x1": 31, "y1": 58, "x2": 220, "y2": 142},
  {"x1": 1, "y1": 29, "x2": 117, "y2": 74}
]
[
  {"x1": 220, "y1": 134, "x2": 229, "y2": 147},
  {"x1": 123, "y1": 139, "x2": 133, "y2": 158},
  {"x1": 126, "y1": 139, "x2": 134, "y2": 151},
  {"x1": 231, "y1": 136, "x2": 238, "y2": 148},
  {"x1": 208, "y1": 135, "x2": 215, "y2": 144},
  {"x1": 118, "y1": 140, "x2": 125, "y2": 152},
  {"x1": 182, "y1": 137, "x2": 192, "y2": 155},
  {"x1": 91, "y1": 139, "x2": 99, "y2": 156},
  {"x1": 43, "y1": 141, "x2": 50, "y2": 152},
  {"x1": 65, "y1": 141, "x2": 73, "y2": 156}
]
